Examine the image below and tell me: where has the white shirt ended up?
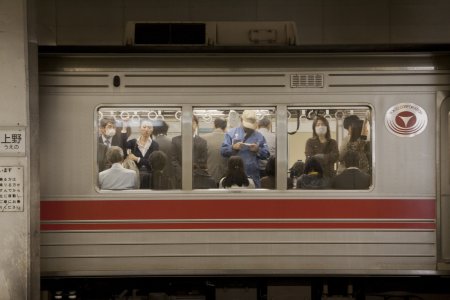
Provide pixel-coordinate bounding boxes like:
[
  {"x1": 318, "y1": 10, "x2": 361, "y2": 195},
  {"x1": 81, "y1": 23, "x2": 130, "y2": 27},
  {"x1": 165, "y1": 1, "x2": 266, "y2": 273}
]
[{"x1": 99, "y1": 163, "x2": 137, "y2": 190}]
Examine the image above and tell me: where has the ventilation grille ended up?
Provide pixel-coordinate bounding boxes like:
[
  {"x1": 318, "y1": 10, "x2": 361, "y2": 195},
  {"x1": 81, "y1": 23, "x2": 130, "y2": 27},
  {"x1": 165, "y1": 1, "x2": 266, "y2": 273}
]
[{"x1": 290, "y1": 74, "x2": 324, "y2": 88}]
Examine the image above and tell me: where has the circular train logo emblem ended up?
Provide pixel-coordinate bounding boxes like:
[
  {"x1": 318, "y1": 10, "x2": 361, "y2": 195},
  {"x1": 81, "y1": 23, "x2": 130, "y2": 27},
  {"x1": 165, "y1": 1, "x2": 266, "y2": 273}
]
[{"x1": 385, "y1": 103, "x2": 427, "y2": 137}]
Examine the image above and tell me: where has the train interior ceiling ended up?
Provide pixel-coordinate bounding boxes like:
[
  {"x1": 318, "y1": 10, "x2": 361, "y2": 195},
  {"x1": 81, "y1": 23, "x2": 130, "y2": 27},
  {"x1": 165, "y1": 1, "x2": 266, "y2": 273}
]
[{"x1": 36, "y1": 19, "x2": 450, "y2": 299}]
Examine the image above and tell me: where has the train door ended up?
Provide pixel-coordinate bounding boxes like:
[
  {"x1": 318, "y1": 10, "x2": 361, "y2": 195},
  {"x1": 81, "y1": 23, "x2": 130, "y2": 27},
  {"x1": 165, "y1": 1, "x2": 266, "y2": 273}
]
[{"x1": 440, "y1": 94, "x2": 450, "y2": 266}]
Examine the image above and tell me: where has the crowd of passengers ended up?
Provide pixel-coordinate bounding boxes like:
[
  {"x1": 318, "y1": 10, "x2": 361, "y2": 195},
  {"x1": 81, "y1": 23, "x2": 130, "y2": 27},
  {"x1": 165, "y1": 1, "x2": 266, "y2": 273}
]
[{"x1": 97, "y1": 110, "x2": 371, "y2": 190}]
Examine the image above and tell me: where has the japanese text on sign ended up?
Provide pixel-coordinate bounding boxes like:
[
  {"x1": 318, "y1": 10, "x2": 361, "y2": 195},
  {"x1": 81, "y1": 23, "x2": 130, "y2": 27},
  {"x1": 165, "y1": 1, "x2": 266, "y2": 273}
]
[
  {"x1": 0, "y1": 167, "x2": 24, "y2": 212},
  {"x1": 0, "y1": 128, "x2": 26, "y2": 156}
]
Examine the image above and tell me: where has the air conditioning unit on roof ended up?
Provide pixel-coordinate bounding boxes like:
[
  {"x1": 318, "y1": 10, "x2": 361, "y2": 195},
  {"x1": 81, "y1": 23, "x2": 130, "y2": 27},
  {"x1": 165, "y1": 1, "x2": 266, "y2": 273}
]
[{"x1": 124, "y1": 21, "x2": 298, "y2": 46}]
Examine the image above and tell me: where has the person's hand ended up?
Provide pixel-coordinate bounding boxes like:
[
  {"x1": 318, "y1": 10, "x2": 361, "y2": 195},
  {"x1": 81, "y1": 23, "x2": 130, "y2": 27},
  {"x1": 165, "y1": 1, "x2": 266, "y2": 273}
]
[
  {"x1": 128, "y1": 153, "x2": 138, "y2": 162},
  {"x1": 248, "y1": 143, "x2": 259, "y2": 152},
  {"x1": 232, "y1": 142, "x2": 243, "y2": 151}
]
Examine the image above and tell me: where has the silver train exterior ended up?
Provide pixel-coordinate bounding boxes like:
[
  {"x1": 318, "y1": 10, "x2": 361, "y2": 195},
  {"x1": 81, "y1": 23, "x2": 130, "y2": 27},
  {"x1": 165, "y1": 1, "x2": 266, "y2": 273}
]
[{"x1": 39, "y1": 52, "x2": 450, "y2": 277}]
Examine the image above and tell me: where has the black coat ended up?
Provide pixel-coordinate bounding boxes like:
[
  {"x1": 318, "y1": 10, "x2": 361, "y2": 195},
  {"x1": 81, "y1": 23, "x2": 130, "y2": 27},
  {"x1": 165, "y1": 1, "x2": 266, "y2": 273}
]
[{"x1": 332, "y1": 168, "x2": 371, "y2": 189}]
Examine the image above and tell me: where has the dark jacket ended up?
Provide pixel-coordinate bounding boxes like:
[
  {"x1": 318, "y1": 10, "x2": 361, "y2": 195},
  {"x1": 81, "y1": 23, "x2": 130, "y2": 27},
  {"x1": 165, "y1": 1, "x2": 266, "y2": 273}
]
[{"x1": 332, "y1": 168, "x2": 371, "y2": 189}]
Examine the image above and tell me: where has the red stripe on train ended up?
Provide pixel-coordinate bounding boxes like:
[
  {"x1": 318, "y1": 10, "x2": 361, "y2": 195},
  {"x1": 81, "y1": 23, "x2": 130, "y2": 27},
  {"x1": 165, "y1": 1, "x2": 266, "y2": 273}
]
[
  {"x1": 41, "y1": 199, "x2": 436, "y2": 221},
  {"x1": 40, "y1": 222, "x2": 436, "y2": 231}
]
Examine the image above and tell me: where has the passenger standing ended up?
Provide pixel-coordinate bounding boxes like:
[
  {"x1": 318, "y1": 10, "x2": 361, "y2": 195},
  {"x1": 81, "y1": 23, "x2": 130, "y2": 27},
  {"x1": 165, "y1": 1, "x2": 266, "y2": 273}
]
[
  {"x1": 332, "y1": 150, "x2": 370, "y2": 189},
  {"x1": 97, "y1": 116, "x2": 129, "y2": 172},
  {"x1": 99, "y1": 146, "x2": 137, "y2": 190},
  {"x1": 257, "y1": 116, "x2": 276, "y2": 177},
  {"x1": 153, "y1": 120, "x2": 175, "y2": 188},
  {"x1": 171, "y1": 115, "x2": 208, "y2": 189},
  {"x1": 304, "y1": 116, "x2": 339, "y2": 178},
  {"x1": 221, "y1": 110, "x2": 270, "y2": 187},
  {"x1": 337, "y1": 115, "x2": 360, "y2": 174},
  {"x1": 202, "y1": 118, "x2": 228, "y2": 186},
  {"x1": 297, "y1": 157, "x2": 330, "y2": 189},
  {"x1": 126, "y1": 120, "x2": 159, "y2": 189},
  {"x1": 338, "y1": 119, "x2": 370, "y2": 174},
  {"x1": 219, "y1": 156, "x2": 255, "y2": 189}
]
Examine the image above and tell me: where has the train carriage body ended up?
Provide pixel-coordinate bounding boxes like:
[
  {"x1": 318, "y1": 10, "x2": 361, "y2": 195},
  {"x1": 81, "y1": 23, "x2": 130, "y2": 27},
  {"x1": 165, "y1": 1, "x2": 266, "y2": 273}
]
[{"x1": 39, "y1": 52, "x2": 450, "y2": 276}]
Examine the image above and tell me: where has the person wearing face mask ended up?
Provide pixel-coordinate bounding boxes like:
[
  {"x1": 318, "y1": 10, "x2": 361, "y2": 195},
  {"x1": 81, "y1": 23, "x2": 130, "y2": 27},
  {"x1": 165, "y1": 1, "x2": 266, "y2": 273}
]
[
  {"x1": 97, "y1": 117, "x2": 130, "y2": 172},
  {"x1": 305, "y1": 115, "x2": 339, "y2": 178},
  {"x1": 126, "y1": 120, "x2": 160, "y2": 189},
  {"x1": 221, "y1": 110, "x2": 270, "y2": 188}
]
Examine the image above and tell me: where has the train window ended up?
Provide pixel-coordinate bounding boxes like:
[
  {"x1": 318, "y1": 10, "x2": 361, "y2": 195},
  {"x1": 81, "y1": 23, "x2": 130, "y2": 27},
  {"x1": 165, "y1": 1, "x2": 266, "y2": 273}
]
[
  {"x1": 287, "y1": 107, "x2": 372, "y2": 190},
  {"x1": 194, "y1": 107, "x2": 276, "y2": 189},
  {"x1": 96, "y1": 106, "x2": 182, "y2": 191}
]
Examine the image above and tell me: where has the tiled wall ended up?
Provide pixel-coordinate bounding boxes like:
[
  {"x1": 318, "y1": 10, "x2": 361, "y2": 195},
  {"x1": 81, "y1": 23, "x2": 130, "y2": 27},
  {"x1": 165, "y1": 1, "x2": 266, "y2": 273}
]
[{"x1": 38, "y1": 0, "x2": 450, "y2": 45}]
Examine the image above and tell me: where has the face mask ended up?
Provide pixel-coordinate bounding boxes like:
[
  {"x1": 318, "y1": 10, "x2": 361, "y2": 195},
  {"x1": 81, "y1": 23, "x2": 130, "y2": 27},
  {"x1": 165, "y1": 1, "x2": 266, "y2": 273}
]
[
  {"x1": 105, "y1": 128, "x2": 116, "y2": 137},
  {"x1": 315, "y1": 126, "x2": 327, "y2": 135}
]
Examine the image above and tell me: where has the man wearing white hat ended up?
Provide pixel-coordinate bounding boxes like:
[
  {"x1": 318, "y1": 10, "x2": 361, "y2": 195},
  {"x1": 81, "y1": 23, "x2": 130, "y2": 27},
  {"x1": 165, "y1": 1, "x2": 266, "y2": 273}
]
[{"x1": 221, "y1": 110, "x2": 270, "y2": 187}]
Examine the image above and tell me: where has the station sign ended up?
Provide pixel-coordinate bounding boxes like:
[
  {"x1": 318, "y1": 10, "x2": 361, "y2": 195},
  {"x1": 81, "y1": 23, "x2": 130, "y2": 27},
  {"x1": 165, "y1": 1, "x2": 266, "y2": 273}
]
[
  {"x1": 0, "y1": 167, "x2": 23, "y2": 212},
  {"x1": 0, "y1": 128, "x2": 26, "y2": 156}
]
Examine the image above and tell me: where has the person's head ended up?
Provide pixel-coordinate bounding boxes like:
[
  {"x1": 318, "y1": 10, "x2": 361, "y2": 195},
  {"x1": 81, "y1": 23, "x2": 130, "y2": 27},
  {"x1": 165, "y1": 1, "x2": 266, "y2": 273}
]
[
  {"x1": 343, "y1": 115, "x2": 360, "y2": 131},
  {"x1": 106, "y1": 146, "x2": 124, "y2": 164},
  {"x1": 149, "y1": 150, "x2": 167, "y2": 171},
  {"x1": 223, "y1": 156, "x2": 250, "y2": 187},
  {"x1": 290, "y1": 160, "x2": 305, "y2": 178},
  {"x1": 312, "y1": 116, "x2": 331, "y2": 140},
  {"x1": 214, "y1": 118, "x2": 227, "y2": 131},
  {"x1": 140, "y1": 120, "x2": 154, "y2": 138},
  {"x1": 304, "y1": 157, "x2": 324, "y2": 178},
  {"x1": 241, "y1": 110, "x2": 258, "y2": 132},
  {"x1": 343, "y1": 150, "x2": 359, "y2": 169},
  {"x1": 265, "y1": 156, "x2": 276, "y2": 177},
  {"x1": 153, "y1": 120, "x2": 169, "y2": 136},
  {"x1": 258, "y1": 116, "x2": 272, "y2": 130},
  {"x1": 99, "y1": 117, "x2": 116, "y2": 138},
  {"x1": 349, "y1": 119, "x2": 364, "y2": 142}
]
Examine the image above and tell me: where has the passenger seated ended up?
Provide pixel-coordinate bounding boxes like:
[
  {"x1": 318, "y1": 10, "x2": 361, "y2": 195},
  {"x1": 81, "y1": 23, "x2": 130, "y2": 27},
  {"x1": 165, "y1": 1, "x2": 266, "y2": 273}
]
[
  {"x1": 297, "y1": 157, "x2": 329, "y2": 189},
  {"x1": 332, "y1": 150, "x2": 371, "y2": 189},
  {"x1": 149, "y1": 150, "x2": 171, "y2": 190},
  {"x1": 260, "y1": 156, "x2": 276, "y2": 189},
  {"x1": 99, "y1": 146, "x2": 137, "y2": 190},
  {"x1": 219, "y1": 156, "x2": 255, "y2": 189},
  {"x1": 288, "y1": 160, "x2": 305, "y2": 189}
]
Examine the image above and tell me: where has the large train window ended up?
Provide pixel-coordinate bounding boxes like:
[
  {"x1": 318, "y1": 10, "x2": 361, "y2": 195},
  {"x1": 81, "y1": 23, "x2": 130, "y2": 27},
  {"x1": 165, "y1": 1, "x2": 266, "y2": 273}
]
[
  {"x1": 96, "y1": 106, "x2": 182, "y2": 190},
  {"x1": 287, "y1": 107, "x2": 372, "y2": 190},
  {"x1": 194, "y1": 107, "x2": 276, "y2": 189}
]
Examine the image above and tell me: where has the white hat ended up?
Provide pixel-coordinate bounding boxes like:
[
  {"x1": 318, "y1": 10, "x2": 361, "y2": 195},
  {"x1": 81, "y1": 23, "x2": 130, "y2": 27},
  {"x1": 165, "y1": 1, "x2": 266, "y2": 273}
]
[{"x1": 242, "y1": 110, "x2": 257, "y2": 130}]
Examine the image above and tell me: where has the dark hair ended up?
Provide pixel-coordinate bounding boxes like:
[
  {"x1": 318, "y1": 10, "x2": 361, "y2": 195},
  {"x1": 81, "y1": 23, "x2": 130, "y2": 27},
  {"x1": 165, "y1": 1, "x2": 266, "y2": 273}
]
[
  {"x1": 312, "y1": 116, "x2": 331, "y2": 140},
  {"x1": 153, "y1": 120, "x2": 169, "y2": 135},
  {"x1": 303, "y1": 157, "x2": 324, "y2": 178},
  {"x1": 265, "y1": 156, "x2": 276, "y2": 177},
  {"x1": 149, "y1": 151, "x2": 167, "y2": 171},
  {"x1": 222, "y1": 156, "x2": 250, "y2": 187},
  {"x1": 349, "y1": 119, "x2": 364, "y2": 142},
  {"x1": 149, "y1": 151, "x2": 170, "y2": 190},
  {"x1": 214, "y1": 118, "x2": 227, "y2": 130},
  {"x1": 100, "y1": 117, "x2": 115, "y2": 128},
  {"x1": 343, "y1": 150, "x2": 359, "y2": 168},
  {"x1": 289, "y1": 160, "x2": 305, "y2": 178},
  {"x1": 258, "y1": 116, "x2": 271, "y2": 129},
  {"x1": 343, "y1": 115, "x2": 360, "y2": 130}
]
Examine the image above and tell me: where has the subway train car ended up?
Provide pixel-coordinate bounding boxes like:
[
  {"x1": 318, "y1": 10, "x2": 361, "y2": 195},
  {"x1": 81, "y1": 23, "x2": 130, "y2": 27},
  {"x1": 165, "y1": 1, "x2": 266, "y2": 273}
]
[{"x1": 39, "y1": 51, "x2": 450, "y2": 278}]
